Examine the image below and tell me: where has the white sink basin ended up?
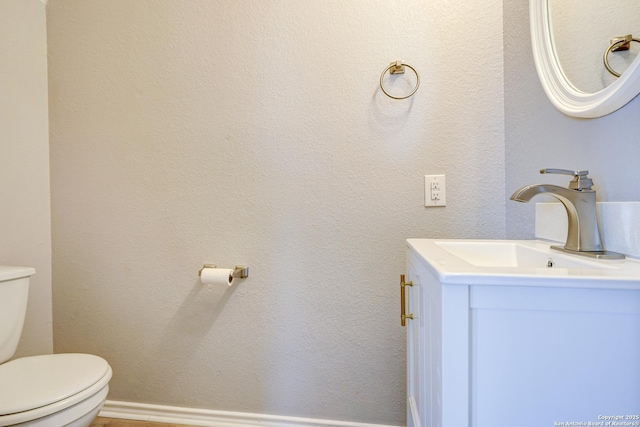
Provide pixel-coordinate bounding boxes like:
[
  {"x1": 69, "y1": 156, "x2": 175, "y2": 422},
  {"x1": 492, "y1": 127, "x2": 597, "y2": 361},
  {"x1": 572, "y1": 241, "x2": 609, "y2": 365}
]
[
  {"x1": 407, "y1": 239, "x2": 640, "y2": 288},
  {"x1": 434, "y1": 240, "x2": 611, "y2": 269}
]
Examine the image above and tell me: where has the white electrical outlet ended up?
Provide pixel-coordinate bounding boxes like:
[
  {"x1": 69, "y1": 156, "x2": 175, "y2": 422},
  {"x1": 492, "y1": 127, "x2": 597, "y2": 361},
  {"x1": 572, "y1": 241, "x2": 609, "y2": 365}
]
[{"x1": 424, "y1": 175, "x2": 446, "y2": 207}]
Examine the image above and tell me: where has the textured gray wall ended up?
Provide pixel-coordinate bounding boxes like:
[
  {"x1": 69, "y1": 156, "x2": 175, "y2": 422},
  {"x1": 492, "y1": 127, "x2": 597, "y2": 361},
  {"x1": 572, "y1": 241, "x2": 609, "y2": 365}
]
[{"x1": 48, "y1": 0, "x2": 505, "y2": 424}]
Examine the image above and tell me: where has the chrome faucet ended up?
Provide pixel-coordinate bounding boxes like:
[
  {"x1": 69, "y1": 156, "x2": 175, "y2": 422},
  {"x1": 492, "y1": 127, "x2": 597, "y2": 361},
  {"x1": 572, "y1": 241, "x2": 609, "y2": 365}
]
[{"x1": 510, "y1": 169, "x2": 623, "y2": 259}]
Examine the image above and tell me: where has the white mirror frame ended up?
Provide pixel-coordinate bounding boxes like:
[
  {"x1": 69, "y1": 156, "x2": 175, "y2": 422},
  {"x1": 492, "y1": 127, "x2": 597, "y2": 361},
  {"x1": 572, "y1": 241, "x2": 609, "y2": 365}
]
[{"x1": 530, "y1": 0, "x2": 640, "y2": 118}]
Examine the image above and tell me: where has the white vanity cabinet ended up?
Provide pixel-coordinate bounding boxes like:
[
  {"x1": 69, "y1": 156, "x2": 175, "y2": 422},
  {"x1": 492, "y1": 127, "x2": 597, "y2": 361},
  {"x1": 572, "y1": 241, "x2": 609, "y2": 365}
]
[{"x1": 405, "y1": 239, "x2": 640, "y2": 427}]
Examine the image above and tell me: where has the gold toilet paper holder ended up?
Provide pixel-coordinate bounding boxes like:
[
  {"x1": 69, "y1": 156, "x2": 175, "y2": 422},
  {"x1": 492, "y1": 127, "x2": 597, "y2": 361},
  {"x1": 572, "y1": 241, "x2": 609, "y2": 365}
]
[{"x1": 198, "y1": 264, "x2": 249, "y2": 279}]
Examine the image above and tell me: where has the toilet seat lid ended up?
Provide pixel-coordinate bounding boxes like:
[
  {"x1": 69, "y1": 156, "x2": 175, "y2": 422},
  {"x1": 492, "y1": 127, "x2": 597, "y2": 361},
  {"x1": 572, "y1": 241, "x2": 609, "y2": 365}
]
[{"x1": 0, "y1": 353, "x2": 110, "y2": 416}]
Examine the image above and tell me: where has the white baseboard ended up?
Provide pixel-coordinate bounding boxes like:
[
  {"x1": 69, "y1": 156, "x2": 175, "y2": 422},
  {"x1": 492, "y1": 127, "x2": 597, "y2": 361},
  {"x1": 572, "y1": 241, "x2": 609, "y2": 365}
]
[{"x1": 99, "y1": 400, "x2": 403, "y2": 427}]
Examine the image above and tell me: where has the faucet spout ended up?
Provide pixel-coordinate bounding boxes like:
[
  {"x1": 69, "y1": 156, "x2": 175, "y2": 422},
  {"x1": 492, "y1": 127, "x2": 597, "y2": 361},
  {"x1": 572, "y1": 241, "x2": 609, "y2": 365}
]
[
  {"x1": 510, "y1": 183, "x2": 603, "y2": 252},
  {"x1": 511, "y1": 184, "x2": 575, "y2": 203}
]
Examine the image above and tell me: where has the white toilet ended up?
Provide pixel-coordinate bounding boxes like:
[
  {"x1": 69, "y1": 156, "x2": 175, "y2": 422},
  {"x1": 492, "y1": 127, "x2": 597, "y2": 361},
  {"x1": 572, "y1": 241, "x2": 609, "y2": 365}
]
[{"x1": 0, "y1": 266, "x2": 112, "y2": 427}]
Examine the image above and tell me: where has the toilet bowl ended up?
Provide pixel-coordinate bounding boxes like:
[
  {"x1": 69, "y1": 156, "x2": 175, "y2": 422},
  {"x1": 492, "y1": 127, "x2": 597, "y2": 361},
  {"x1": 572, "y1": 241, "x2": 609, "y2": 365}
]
[{"x1": 0, "y1": 267, "x2": 112, "y2": 427}]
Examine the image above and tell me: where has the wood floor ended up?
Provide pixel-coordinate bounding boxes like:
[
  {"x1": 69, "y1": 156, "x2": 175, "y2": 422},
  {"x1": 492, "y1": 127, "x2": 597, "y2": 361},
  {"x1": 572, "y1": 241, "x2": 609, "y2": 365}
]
[{"x1": 91, "y1": 417, "x2": 197, "y2": 427}]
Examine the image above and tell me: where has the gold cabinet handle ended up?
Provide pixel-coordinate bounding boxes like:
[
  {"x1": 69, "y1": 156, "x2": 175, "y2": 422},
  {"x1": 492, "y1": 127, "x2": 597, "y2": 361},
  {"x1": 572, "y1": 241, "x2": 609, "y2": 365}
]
[{"x1": 400, "y1": 274, "x2": 413, "y2": 326}]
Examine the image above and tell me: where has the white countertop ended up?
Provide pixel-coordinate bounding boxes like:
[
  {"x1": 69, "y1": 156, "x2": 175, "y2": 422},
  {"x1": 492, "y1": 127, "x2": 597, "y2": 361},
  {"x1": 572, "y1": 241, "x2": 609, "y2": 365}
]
[{"x1": 407, "y1": 239, "x2": 640, "y2": 289}]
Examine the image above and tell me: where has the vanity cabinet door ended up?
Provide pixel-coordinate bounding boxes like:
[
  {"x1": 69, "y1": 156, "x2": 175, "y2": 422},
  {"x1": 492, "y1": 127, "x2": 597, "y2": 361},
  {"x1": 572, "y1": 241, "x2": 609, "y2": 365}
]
[
  {"x1": 406, "y1": 259, "x2": 426, "y2": 427},
  {"x1": 407, "y1": 248, "x2": 472, "y2": 427},
  {"x1": 407, "y1": 254, "x2": 446, "y2": 427}
]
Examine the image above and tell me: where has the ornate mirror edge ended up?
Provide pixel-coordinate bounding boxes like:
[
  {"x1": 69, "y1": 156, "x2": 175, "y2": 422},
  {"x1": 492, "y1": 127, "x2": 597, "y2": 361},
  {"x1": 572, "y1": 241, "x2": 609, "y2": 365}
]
[{"x1": 530, "y1": 0, "x2": 640, "y2": 118}]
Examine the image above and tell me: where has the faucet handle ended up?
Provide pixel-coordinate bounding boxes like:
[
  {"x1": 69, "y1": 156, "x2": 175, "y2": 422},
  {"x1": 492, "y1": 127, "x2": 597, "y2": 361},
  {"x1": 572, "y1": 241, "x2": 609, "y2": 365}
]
[
  {"x1": 540, "y1": 168, "x2": 589, "y2": 177},
  {"x1": 539, "y1": 168, "x2": 593, "y2": 190}
]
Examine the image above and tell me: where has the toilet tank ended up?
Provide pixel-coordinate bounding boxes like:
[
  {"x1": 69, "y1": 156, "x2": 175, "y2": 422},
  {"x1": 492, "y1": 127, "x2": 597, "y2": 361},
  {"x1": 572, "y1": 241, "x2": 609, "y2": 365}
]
[{"x1": 0, "y1": 266, "x2": 35, "y2": 363}]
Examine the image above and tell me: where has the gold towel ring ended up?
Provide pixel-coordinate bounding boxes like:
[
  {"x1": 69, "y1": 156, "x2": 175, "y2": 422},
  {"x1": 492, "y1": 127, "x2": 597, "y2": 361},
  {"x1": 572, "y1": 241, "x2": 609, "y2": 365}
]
[
  {"x1": 379, "y1": 60, "x2": 420, "y2": 100},
  {"x1": 604, "y1": 35, "x2": 640, "y2": 78}
]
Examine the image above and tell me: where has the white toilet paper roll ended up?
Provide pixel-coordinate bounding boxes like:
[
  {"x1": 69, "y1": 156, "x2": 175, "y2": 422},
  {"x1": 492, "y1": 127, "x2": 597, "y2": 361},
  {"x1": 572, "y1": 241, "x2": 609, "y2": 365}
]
[{"x1": 200, "y1": 268, "x2": 234, "y2": 287}]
